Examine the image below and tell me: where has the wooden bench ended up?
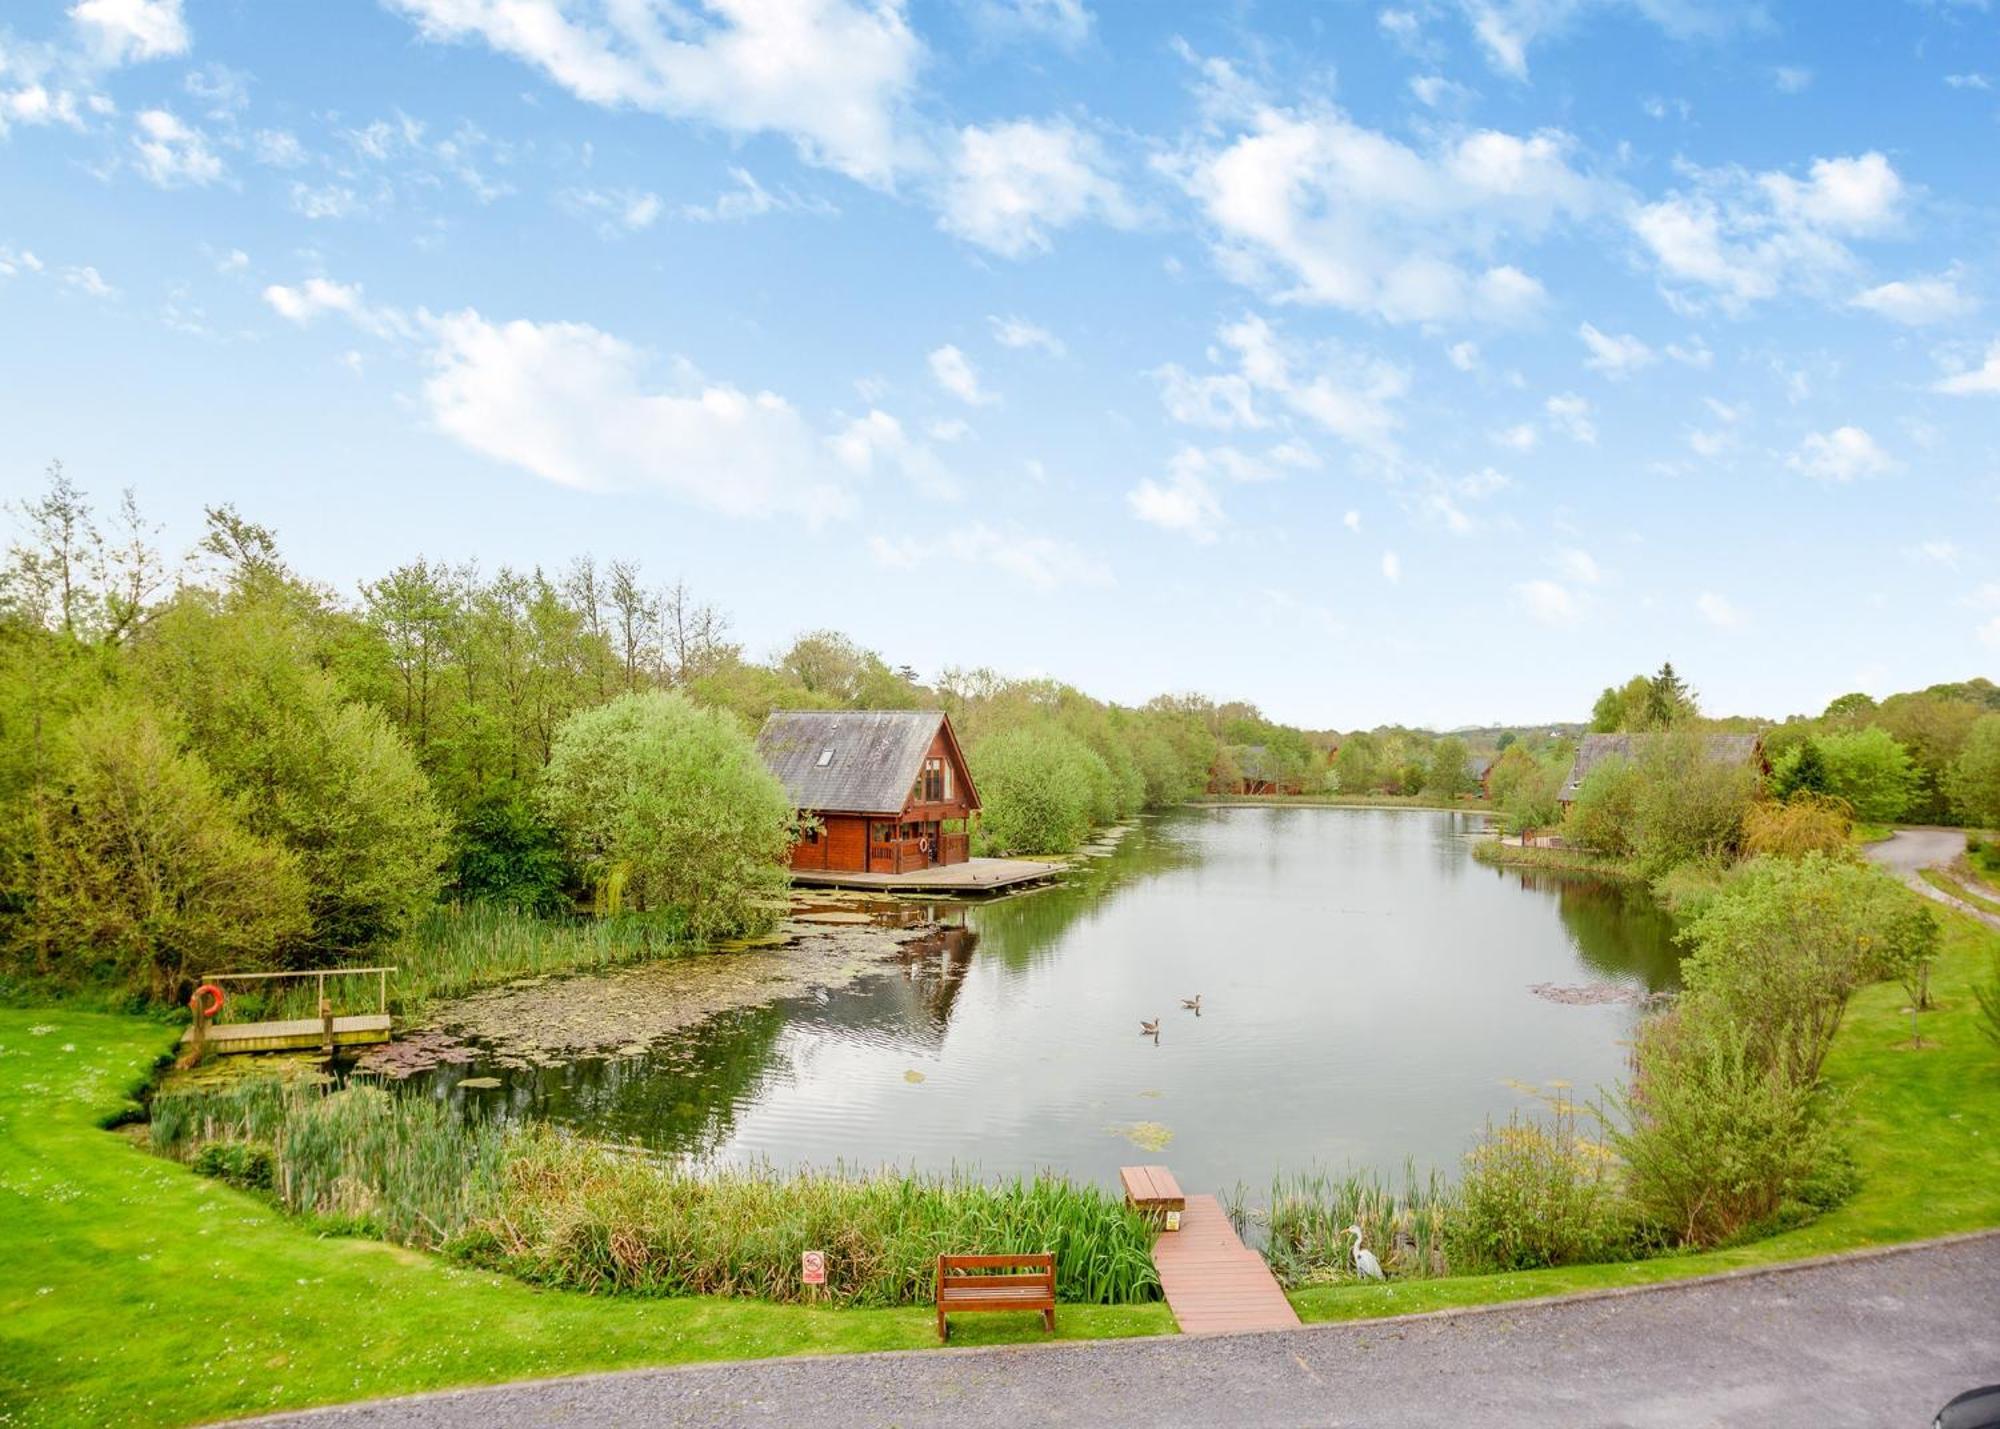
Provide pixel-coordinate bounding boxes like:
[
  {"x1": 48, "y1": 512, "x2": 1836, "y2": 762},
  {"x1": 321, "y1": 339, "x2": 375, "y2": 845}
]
[
  {"x1": 1120, "y1": 1164, "x2": 1186, "y2": 1230},
  {"x1": 935, "y1": 1254, "x2": 1056, "y2": 1341}
]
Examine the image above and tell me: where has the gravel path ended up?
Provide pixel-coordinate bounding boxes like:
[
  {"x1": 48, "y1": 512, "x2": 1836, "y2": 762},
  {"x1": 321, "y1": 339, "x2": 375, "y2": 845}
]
[
  {"x1": 1864, "y1": 827, "x2": 2000, "y2": 928},
  {"x1": 245, "y1": 1233, "x2": 2000, "y2": 1429}
]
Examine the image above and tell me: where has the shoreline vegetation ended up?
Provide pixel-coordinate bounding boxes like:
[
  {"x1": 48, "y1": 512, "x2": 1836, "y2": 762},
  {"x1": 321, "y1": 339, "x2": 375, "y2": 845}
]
[{"x1": 4, "y1": 893, "x2": 1993, "y2": 1424}]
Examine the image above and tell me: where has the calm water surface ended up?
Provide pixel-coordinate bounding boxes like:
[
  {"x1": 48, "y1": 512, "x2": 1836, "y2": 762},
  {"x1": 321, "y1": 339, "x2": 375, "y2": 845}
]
[{"x1": 418, "y1": 807, "x2": 1679, "y2": 1194}]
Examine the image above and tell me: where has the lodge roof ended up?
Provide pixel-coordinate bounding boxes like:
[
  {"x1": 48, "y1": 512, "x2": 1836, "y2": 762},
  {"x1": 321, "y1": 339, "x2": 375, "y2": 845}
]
[
  {"x1": 755, "y1": 709, "x2": 975, "y2": 816},
  {"x1": 1560, "y1": 731, "x2": 1764, "y2": 801}
]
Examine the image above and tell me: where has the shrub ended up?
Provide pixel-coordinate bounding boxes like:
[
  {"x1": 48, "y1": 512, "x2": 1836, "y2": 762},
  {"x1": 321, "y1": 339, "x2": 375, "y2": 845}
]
[
  {"x1": 1609, "y1": 1005, "x2": 1847, "y2": 1247},
  {"x1": 1678, "y1": 854, "x2": 1931, "y2": 1079},
  {"x1": 1949, "y1": 716, "x2": 2000, "y2": 828},
  {"x1": 15, "y1": 699, "x2": 310, "y2": 1001},
  {"x1": 191, "y1": 1140, "x2": 275, "y2": 1191},
  {"x1": 538, "y1": 691, "x2": 793, "y2": 939},
  {"x1": 134, "y1": 593, "x2": 448, "y2": 958},
  {"x1": 1816, "y1": 727, "x2": 1920, "y2": 824},
  {"x1": 1564, "y1": 756, "x2": 1641, "y2": 858},
  {"x1": 1630, "y1": 732, "x2": 1756, "y2": 876},
  {"x1": 1741, "y1": 793, "x2": 1854, "y2": 860},
  {"x1": 968, "y1": 723, "x2": 1107, "y2": 855},
  {"x1": 1448, "y1": 1107, "x2": 1633, "y2": 1272},
  {"x1": 453, "y1": 790, "x2": 572, "y2": 915}
]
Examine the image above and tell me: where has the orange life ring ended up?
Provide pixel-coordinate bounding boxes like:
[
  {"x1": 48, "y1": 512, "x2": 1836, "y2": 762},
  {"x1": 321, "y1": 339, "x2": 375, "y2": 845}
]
[{"x1": 191, "y1": 983, "x2": 225, "y2": 1018}]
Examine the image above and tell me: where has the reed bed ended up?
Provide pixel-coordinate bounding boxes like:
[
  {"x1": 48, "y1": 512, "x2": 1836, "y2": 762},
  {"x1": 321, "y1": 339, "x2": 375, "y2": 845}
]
[
  {"x1": 460, "y1": 1129, "x2": 1160, "y2": 1306},
  {"x1": 1228, "y1": 1164, "x2": 1455, "y2": 1287},
  {"x1": 210, "y1": 902, "x2": 698, "y2": 1023},
  {"x1": 152, "y1": 1079, "x2": 508, "y2": 1247},
  {"x1": 151, "y1": 1079, "x2": 1159, "y2": 1307}
]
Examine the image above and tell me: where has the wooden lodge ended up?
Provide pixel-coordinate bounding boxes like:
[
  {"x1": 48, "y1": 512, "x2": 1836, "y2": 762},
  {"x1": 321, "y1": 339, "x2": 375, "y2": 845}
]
[
  {"x1": 757, "y1": 710, "x2": 981, "y2": 876},
  {"x1": 1558, "y1": 731, "x2": 1767, "y2": 808}
]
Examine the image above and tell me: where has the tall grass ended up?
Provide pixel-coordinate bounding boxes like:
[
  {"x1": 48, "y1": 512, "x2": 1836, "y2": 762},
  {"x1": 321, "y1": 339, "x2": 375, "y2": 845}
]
[
  {"x1": 460, "y1": 1129, "x2": 1160, "y2": 1306},
  {"x1": 1228, "y1": 1164, "x2": 1455, "y2": 1287},
  {"x1": 151, "y1": 1079, "x2": 1158, "y2": 1307},
  {"x1": 152, "y1": 1079, "x2": 508, "y2": 1247},
  {"x1": 208, "y1": 902, "x2": 698, "y2": 1023}
]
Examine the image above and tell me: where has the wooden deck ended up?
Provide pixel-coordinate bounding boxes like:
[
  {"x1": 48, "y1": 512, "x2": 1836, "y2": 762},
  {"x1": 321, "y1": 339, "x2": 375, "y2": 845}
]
[
  {"x1": 789, "y1": 857, "x2": 1063, "y2": 893},
  {"x1": 1151, "y1": 1193, "x2": 1301, "y2": 1336},
  {"x1": 179, "y1": 1014, "x2": 392, "y2": 1055}
]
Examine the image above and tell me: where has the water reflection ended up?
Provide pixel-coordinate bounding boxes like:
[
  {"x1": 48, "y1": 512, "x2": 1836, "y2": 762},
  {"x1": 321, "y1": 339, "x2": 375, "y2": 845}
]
[{"x1": 413, "y1": 808, "x2": 1682, "y2": 1193}]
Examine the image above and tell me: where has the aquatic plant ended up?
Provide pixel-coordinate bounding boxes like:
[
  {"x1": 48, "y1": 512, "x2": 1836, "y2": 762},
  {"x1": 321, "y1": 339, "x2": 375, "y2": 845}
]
[
  {"x1": 1245, "y1": 1163, "x2": 1456, "y2": 1287},
  {"x1": 459, "y1": 1132, "x2": 1161, "y2": 1307}
]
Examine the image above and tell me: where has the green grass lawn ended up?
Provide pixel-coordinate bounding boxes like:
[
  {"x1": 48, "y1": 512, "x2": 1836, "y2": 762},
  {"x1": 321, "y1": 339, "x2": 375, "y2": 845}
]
[
  {"x1": 1289, "y1": 906, "x2": 2000, "y2": 1322},
  {"x1": 0, "y1": 1014, "x2": 1169, "y2": 1428},
  {"x1": 4, "y1": 902, "x2": 1996, "y2": 1424},
  {"x1": 1923, "y1": 867, "x2": 2000, "y2": 919}
]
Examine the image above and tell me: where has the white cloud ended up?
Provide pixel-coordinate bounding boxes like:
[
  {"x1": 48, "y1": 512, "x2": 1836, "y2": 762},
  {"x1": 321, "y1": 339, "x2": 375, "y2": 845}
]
[
  {"x1": 965, "y1": 0, "x2": 1093, "y2": 51},
  {"x1": 260, "y1": 277, "x2": 408, "y2": 338},
  {"x1": 421, "y1": 309, "x2": 853, "y2": 520},
  {"x1": 1545, "y1": 391, "x2": 1596, "y2": 443},
  {"x1": 565, "y1": 186, "x2": 665, "y2": 234},
  {"x1": 1578, "y1": 321, "x2": 1653, "y2": 376},
  {"x1": 989, "y1": 314, "x2": 1066, "y2": 357},
  {"x1": 1556, "y1": 548, "x2": 1600, "y2": 584},
  {"x1": 1851, "y1": 274, "x2": 1975, "y2": 326},
  {"x1": 388, "y1": 0, "x2": 922, "y2": 186},
  {"x1": 1162, "y1": 75, "x2": 1597, "y2": 323},
  {"x1": 927, "y1": 417, "x2": 970, "y2": 442},
  {"x1": 871, "y1": 522, "x2": 1110, "y2": 589},
  {"x1": 1343, "y1": 509, "x2": 1361, "y2": 532},
  {"x1": 1773, "y1": 66, "x2": 1811, "y2": 94},
  {"x1": 1631, "y1": 151, "x2": 1909, "y2": 310},
  {"x1": 70, "y1": 0, "x2": 189, "y2": 65},
  {"x1": 289, "y1": 182, "x2": 361, "y2": 220},
  {"x1": 1936, "y1": 342, "x2": 2000, "y2": 396},
  {"x1": 939, "y1": 118, "x2": 1134, "y2": 258},
  {"x1": 1447, "y1": 340, "x2": 1480, "y2": 371},
  {"x1": 1491, "y1": 422, "x2": 1538, "y2": 451},
  {"x1": 1913, "y1": 540, "x2": 1958, "y2": 568},
  {"x1": 60, "y1": 264, "x2": 115, "y2": 298},
  {"x1": 1154, "y1": 313, "x2": 1407, "y2": 452},
  {"x1": 829, "y1": 409, "x2": 958, "y2": 498},
  {"x1": 680, "y1": 166, "x2": 834, "y2": 223},
  {"x1": 1787, "y1": 425, "x2": 1897, "y2": 483},
  {"x1": 1381, "y1": 550, "x2": 1401, "y2": 582},
  {"x1": 0, "y1": 246, "x2": 45, "y2": 277},
  {"x1": 1128, "y1": 459, "x2": 1225, "y2": 543},
  {"x1": 1696, "y1": 591, "x2": 1741, "y2": 627},
  {"x1": 131, "y1": 107, "x2": 221, "y2": 187},
  {"x1": 928, "y1": 344, "x2": 996, "y2": 405},
  {"x1": 1946, "y1": 74, "x2": 1991, "y2": 91},
  {"x1": 251, "y1": 129, "x2": 308, "y2": 167},
  {"x1": 1514, "y1": 577, "x2": 1581, "y2": 626},
  {"x1": 1455, "y1": 0, "x2": 1751, "y2": 81}
]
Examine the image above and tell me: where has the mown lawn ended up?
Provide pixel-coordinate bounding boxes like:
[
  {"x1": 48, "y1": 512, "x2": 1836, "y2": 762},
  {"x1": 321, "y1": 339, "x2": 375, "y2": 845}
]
[
  {"x1": 1290, "y1": 906, "x2": 2000, "y2": 1322},
  {"x1": 0, "y1": 1012, "x2": 1168, "y2": 1428}
]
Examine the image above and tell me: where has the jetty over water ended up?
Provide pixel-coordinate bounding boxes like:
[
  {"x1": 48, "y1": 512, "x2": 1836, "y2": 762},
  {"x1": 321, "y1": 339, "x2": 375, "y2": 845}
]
[
  {"x1": 179, "y1": 967, "x2": 394, "y2": 1059},
  {"x1": 1124, "y1": 1164, "x2": 1301, "y2": 1335},
  {"x1": 788, "y1": 856, "x2": 1062, "y2": 894}
]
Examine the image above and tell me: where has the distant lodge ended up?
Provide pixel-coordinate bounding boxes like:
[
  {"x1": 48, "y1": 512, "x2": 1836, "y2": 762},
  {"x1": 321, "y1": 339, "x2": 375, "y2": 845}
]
[
  {"x1": 1557, "y1": 731, "x2": 1767, "y2": 808},
  {"x1": 756, "y1": 709, "x2": 980, "y2": 876}
]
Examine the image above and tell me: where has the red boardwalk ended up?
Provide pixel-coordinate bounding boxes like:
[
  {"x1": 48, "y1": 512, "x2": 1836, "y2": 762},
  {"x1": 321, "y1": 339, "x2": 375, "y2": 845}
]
[{"x1": 1151, "y1": 1193, "x2": 1301, "y2": 1335}]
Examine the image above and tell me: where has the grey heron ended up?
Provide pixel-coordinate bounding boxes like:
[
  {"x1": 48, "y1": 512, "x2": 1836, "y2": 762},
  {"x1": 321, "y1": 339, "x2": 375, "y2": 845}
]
[{"x1": 1345, "y1": 1224, "x2": 1385, "y2": 1281}]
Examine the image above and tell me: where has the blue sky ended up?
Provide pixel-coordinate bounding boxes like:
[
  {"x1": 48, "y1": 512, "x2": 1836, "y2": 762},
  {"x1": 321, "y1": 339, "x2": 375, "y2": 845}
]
[{"x1": 2, "y1": 0, "x2": 1997, "y2": 729}]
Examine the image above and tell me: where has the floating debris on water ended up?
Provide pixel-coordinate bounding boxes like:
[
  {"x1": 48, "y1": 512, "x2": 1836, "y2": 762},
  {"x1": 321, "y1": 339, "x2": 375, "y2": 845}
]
[
  {"x1": 352, "y1": 1028, "x2": 476, "y2": 1079},
  {"x1": 1527, "y1": 982, "x2": 1666, "y2": 1007},
  {"x1": 1115, "y1": 1120, "x2": 1175, "y2": 1151},
  {"x1": 456, "y1": 1076, "x2": 502, "y2": 1089},
  {"x1": 903, "y1": 1069, "x2": 926, "y2": 1084}
]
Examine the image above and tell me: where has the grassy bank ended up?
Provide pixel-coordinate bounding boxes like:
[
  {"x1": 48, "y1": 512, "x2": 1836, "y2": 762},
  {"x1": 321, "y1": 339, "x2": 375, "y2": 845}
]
[
  {"x1": 1469, "y1": 839, "x2": 1645, "y2": 881},
  {"x1": 1922, "y1": 868, "x2": 2000, "y2": 919},
  {"x1": 1287, "y1": 903, "x2": 2000, "y2": 1321},
  {"x1": 0, "y1": 1011, "x2": 1170, "y2": 1428}
]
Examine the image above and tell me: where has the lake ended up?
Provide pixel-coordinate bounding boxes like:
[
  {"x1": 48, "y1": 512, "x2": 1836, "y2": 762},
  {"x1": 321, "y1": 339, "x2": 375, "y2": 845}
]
[{"x1": 410, "y1": 806, "x2": 1680, "y2": 1196}]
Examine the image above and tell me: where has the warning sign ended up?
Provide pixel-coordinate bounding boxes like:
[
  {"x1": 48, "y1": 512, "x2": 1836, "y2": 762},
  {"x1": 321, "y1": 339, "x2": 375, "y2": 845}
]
[{"x1": 801, "y1": 1250, "x2": 827, "y2": 1286}]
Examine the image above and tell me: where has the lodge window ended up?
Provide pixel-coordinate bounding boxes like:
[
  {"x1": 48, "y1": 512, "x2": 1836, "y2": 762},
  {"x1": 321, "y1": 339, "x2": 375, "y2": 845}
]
[{"x1": 917, "y1": 757, "x2": 945, "y2": 803}]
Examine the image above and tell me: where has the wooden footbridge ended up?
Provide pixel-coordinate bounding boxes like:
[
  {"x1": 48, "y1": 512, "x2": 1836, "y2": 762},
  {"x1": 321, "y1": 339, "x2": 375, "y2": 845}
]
[
  {"x1": 179, "y1": 967, "x2": 394, "y2": 1060},
  {"x1": 1123, "y1": 1164, "x2": 1301, "y2": 1335}
]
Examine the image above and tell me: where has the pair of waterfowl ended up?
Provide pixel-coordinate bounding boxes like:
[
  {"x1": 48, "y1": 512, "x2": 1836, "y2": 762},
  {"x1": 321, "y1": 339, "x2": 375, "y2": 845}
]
[{"x1": 1139, "y1": 995, "x2": 1203, "y2": 1036}]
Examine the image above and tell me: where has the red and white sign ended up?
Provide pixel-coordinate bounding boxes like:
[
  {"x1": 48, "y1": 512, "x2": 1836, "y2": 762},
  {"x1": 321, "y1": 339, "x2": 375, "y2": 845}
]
[{"x1": 801, "y1": 1250, "x2": 826, "y2": 1286}]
